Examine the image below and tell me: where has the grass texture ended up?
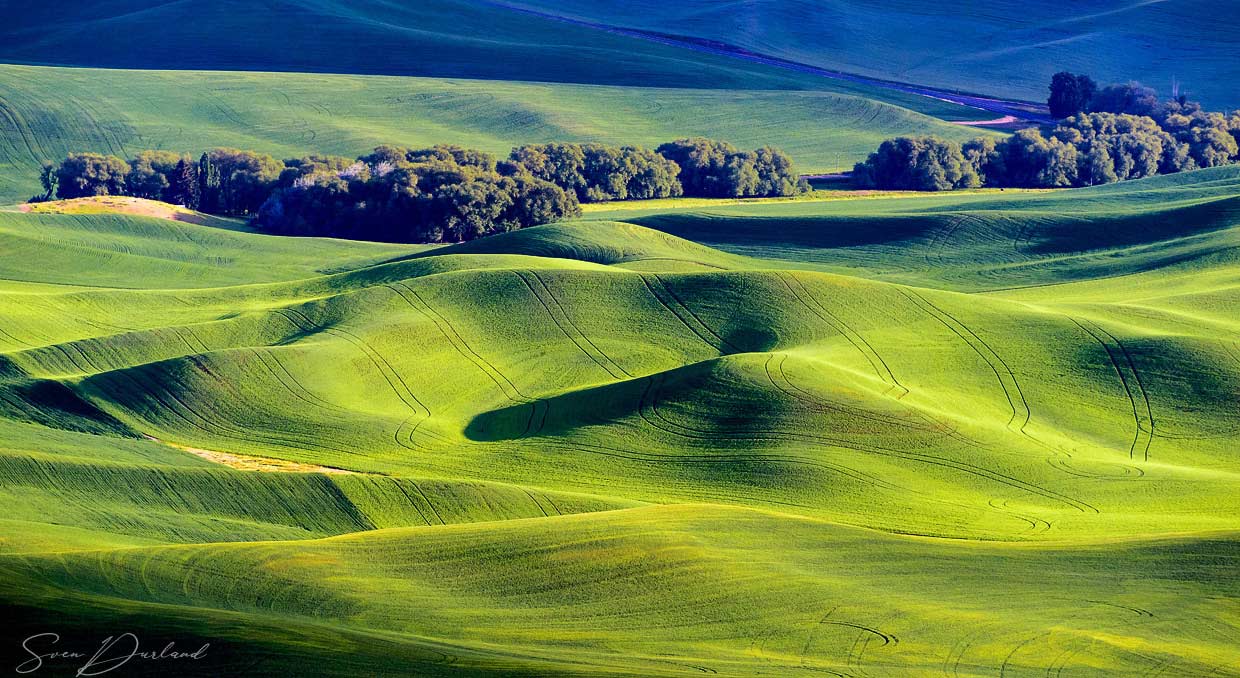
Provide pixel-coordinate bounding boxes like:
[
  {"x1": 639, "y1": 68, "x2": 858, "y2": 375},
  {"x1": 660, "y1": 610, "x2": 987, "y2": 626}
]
[
  {"x1": 0, "y1": 168, "x2": 1237, "y2": 676},
  {"x1": 504, "y1": 0, "x2": 1240, "y2": 109},
  {"x1": 0, "y1": 64, "x2": 992, "y2": 204}
]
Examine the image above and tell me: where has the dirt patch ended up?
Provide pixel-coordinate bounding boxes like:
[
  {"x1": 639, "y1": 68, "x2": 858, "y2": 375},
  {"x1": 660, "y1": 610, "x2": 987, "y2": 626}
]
[
  {"x1": 145, "y1": 436, "x2": 357, "y2": 474},
  {"x1": 953, "y1": 115, "x2": 1020, "y2": 126},
  {"x1": 22, "y1": 196, "x2": 215, "y2": 225}
]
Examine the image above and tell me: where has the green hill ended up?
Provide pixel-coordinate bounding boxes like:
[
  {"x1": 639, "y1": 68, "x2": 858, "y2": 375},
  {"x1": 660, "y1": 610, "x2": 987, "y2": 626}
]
[
  {"x1": 1, "y1": 169, "x2": 1238, "y2": 675},
  {"x1": 4, "y1": 1, "x2": 1236, "y2": 109},
  {"x1": 0, "y1": 64, "x2": 994, "y2": 205},
  {"x1": 506, "y1": 0, "x2": 1240, "y2": 110},
  {"x1": 599, "y1": 166, "x2": 1240, "y2": 290}
]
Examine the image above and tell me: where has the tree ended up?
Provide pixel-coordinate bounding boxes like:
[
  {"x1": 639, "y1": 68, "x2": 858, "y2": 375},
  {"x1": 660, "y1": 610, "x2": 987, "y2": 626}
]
[
  {"x1": 1187, "y1": 123, "x2": 1239, "y2": 167},
  {"x1": 963, "y1": 137, "x2": 1003, "y2": 185},
  {"x1": 126, "y1": 150, "x2": 185, "y2": 201},
  {"x1": 255, "y1": 171, "x2": 354, "y2": 237},
  {"x1": 206, "y1": 148, "x2": 283, "y2": 215},
  {"x1": 1091, "y1": 82, "x2": 1160, "y2": 117},
  {"x1": 511, "y1": 143, "x2": 589, "y2": 200},
  {"x1": 407, "y1": 144, "x2": 496, "y2": 171},
  {"x1": 993, "y1": 129, "x2": 1078, "y2": 188},
  {"x1": 623, "y1": 146, "x2": 683, "y2": 200},
  {"x1": 1080, "y1": 143, "x2": 1118, "y2": 185},
  {"x1": 434, "y1": 177, "x2": 516, "y2": 242},
  {"x1": 168, "y1": 158, "x2": 200, "y2": 209},
  {"x1": 752, "y1": 146, "x2": 804, "y2": 197},
  {"x1": 54, "y1": 153, "x2": 130, "y2": 199},
  {"x1": 656, "y1": 138, "x2": 737, "y2": 197},
  {"x1": 198, "y1": 153, "x2": 221, "y2": 213},
  {"x1": 851, "y1": 137, "x2": 977, "y2": 191},
  {"x1": 38, "y1": 162, "x2": 58, "y2": 200},
  {"x1": 504, "y1": 173, "x2": 581, "y2": 227},
  {"x1": 1048, "y1": 72, "x2": 1097, "y2": 118}
]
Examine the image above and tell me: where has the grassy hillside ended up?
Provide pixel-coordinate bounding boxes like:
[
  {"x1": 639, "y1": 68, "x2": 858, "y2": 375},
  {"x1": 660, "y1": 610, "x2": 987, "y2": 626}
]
[
  {"x1": 592, "y1": 166, "x2": 1240, "y2": 290},
  {"x1": 0, "y1": 64, "x2": 994, "y2": 205},
  {"x1": 1, "y1": 169, "x2": 1238, "y2": 675},
  {"x1": 6, "y1": 1, "x2": 1235, "y2": 110},
  {"x1": 507, "y1": 0, "x2": 1240, "y2": 109},
  {"x1": 0, "y1": 0, "x2": 833, "y2": 90}
]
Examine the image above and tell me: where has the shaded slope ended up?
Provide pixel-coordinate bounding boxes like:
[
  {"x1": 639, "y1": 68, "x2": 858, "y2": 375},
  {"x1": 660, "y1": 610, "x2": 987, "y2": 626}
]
[{"x1": 506, "y1": 0, "x2": 1240, "y2": 109}]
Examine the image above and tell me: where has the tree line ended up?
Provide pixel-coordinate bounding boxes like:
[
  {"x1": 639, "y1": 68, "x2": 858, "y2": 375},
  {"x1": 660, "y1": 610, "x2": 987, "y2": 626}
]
[
  {"x1": 854, "y1": 73, "x2": 1240, "y2": 191},
  {"x1": 36, "y1": 138, "x2": 803, "y2": 242}
]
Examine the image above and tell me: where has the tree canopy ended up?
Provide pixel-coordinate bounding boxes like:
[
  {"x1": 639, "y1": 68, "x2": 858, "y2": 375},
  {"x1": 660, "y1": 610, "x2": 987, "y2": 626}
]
[
  {"x1": 40, "y1": 137, "x2": 803, "y2": 242},
  {"x1": 859, "y1": 74, "x2": 1240, "y2": 191}
]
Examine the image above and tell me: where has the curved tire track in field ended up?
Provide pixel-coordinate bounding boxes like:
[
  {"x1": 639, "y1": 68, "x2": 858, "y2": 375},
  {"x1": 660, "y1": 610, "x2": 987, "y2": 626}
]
[
  {"x1": 1065, "y1": 317, "x2": 1151, "y2": 461},
  {"x1": 638, "y1": 273, "x2": 743, "y2": 354},
  {"x1": 779, "y1": 273, "x2": 908, "y2": 398},
  {"x1": 105, "y1": 358, "x2": 357, "y2": 459},
  {"x1": 900, "y1": 289, "x2": 1027, "y2": 431},
  {"x1": 1088, "y1": 322, "x2": 1156, "y2": 461},
  {"x1": 385, "y1": 283, "x2": 548, "y2": 438},
  {"x1": 635, "y1": 364, "x2": 1095, "y2": 513},
  {"x1": 530, "y1": 271, "x2": 634, "y2": 377},
  {"x1": 250, "y1": 347, "x2": 351, "y2": 415},
  {"x1": 513, "y1": 270, "x2": 628, "y2": 380},
  {"x1": 764, "y1": 354, "x2": 937, "y2": 433},
  {"x1": 764, "y1": 352, "x2": 1019, "y2": 472},
  {"x1": 653, "y1": 274, "x2": 745, "y2": 353},
  {"x1": 276, "y1": 308, "x2": 438, "y2": 452},
  {"x1": 900, "y1": 291, "x2": 1122, "y2": 495},
  {"x1": 637, "y1": 273, "x2": 724, "y2": 353}
]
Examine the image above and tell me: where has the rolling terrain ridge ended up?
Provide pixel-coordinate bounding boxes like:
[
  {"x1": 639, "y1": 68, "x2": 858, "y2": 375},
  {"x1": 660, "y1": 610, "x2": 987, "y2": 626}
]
[{"x1": 1, "y1": 168, "x2": 1238, "y2": 675}]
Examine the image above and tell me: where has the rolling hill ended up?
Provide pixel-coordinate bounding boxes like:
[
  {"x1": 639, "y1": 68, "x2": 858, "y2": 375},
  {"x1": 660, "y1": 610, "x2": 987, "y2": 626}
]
[
  {"x1": 504, "y1": 0, "x2": 1240, "y2": 110},
  {"x1": 0, "y1": 64, "x2": 996, "y2": 205},
  {"x1": 1, "y1": 168, "x2": 1238, "y2": 675},
  {"x1": 2, "y1": 1, "x2": 1236, "y2": 111}
]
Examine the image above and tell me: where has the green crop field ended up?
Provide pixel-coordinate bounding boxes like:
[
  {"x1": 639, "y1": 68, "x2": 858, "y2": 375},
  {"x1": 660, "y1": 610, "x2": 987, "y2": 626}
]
[
  {"x1": 0, "y1": 64, "x2": 995, "y2": 206},
  {"x1": 2, "y1": 1, "x2": 1236, "y2": 110},
  {"x1": 1, "y1": 166, "x2": 1237, "y2": 675},
  {"x1": 505, "y1": 0, "x2": 1240, "y2": 110}
]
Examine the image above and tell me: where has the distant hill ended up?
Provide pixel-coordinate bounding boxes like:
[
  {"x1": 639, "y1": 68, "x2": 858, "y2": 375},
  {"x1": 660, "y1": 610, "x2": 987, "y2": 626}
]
[
  {"x1": 2, "y1": 1, "x2": 1234, "y2": 109},
  {"x1": 0, "y1": 64, "x2": 993, "y2": 205},
  {"x1": 504, "y1": 0, "x2": 1240, "y2": 110}
]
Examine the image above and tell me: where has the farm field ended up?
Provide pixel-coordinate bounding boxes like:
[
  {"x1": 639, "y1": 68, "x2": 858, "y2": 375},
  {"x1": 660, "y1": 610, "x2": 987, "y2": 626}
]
[
  {"x1": 0, "y1": 64, "x2": 994, "y2": 205},
  {"x1": 502, "y1": 0, "x2": 1240, "y2": 110},
  {"x1": 1, "y1": 167, "x2": 1238, "y2": 675},
  {"x1": 3, "y1": 1, "x2": 1237, "y2": 111}
]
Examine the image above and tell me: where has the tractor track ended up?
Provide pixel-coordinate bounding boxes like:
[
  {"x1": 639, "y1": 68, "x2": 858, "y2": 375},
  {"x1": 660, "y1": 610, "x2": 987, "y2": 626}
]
[{"x1": 779, "y1": 272, "x2": 908, "y2": 398}]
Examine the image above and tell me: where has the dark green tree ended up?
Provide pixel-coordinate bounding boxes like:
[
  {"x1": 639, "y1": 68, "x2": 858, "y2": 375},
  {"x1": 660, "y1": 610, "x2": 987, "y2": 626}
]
[
  {"x1": 1048, "y1": 72, "x2": 1097, "y2": 118},
  {"x1": 852, "y1": 137, "x2": 978, "y2": 191},
  {"x1": 54, "y1": 153, "x2": 130, "y2": 199},
  {"x1": 38, "y1": 162, "x2": 58, "y2": 200},
  {"x1": 198, "y1": 152, "x2": 221, "y2": 213},
  {"x1": 1091, "y1": 82, "x2": 1160, "y2": 116},
  {"x1": 168, "y1": 158, "x2": 200, "y2": 209}
]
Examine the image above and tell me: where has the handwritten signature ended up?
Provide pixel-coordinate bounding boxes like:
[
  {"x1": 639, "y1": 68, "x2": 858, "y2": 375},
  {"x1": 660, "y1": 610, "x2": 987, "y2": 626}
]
[{"x1": 16, "y1": 633, "x2": 209, "y2": 675}]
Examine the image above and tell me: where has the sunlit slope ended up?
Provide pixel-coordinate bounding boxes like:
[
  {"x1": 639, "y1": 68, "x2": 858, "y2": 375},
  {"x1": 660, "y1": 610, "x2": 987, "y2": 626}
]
[
  {"x1": 0, "y1": 65, "x2": 989, "y2": 204},
  {"x1": 0, "y1": 209, "x2": 417, "y2": 289},
  {"x1": 607, "y1": 166, "x2": 1240, "y2": 290},
  {"x1": 0, "y1": 185, "x2": 1237, "y2": 676},
  {"x1": 1, "y1": 213, "x2": 1236, "y2": 542},
  {"x1": 4, "y1": 506, "x2": 1238, "y2": 677}
]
